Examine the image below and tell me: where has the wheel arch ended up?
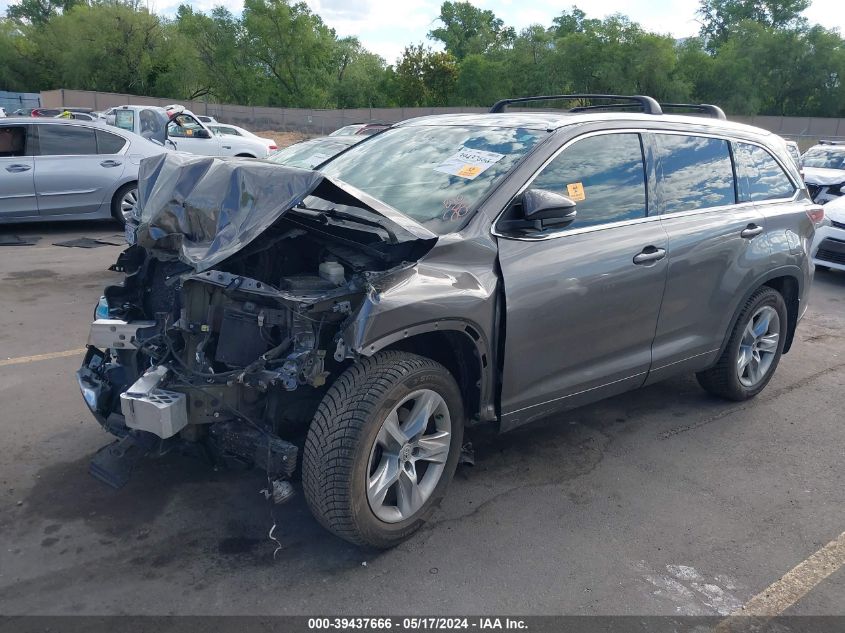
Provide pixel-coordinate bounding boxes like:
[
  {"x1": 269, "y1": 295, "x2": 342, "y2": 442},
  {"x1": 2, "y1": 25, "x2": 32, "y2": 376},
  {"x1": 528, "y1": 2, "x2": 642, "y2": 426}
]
[
  {"x1": 359, "y1": 320, "x2": 495, "y2": 425},
  {"x1": 719, "y1": 267, "x2": 803, "y2": 358},
  {"x1": 234, "y1": 152, "x2": 256, "y2": 158}
]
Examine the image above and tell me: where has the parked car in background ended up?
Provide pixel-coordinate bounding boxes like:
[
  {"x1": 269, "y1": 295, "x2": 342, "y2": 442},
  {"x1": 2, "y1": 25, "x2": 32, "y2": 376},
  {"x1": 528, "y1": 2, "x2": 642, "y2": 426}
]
[
  {"x1": 105, "y1": 105, "x2": 272, "y2": 158},
  {"x1": 197, "y1": 115, "x2": 219, "y2": 124},
  {"x1": 802, "y1": 140, "x2": 845, "y2": 204},
  {"x1": 0, "y1": 118, "x2": 167, "y2": 226},
  {"x1": 811, "y1": 194, "x2": 845, "y2": 271},
  {"x1": 12, "y1": 108, "x2": 35, "y2": 116},
  {"x1": 208, "y1": 123, "x2": 277, "y2": 153},
  {"x1": 78, "y1": 94, "x2": 820, "y2": 548},
  {"x1": 265, "y1": 135, "x2": 361, "y2": 169},
  {"x1": 329, "y1": 122, "x2": 390, "y2": 137},
  {"x1": 55, "y1": 110, "x2": 98, "y2": 122},
  {"x1": 30, "y1": 108, "x2": 63, "y2": 117},
  {"x1": 0, "y1": 107, "x2": 6, "y2": 118}
]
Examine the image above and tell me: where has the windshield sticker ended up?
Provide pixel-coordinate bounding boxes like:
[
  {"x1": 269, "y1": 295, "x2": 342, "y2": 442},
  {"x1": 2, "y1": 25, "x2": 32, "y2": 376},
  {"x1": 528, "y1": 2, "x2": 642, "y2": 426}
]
[
  {"x1": 567, "y1": 182, "x2": 586, "y2": 201},
  {"x1": 434, "y1": 148, "x2": 505, "y2": 180},
  {"x1": 442, "y1": 195, "x2": 469, "y2": 221}
]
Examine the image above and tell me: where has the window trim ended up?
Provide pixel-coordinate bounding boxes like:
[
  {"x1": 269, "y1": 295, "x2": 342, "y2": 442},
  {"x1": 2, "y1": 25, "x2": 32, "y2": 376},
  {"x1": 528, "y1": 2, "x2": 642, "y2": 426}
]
[{"x1": 492, "y1": 128, "x2": 655, "y2": 241}]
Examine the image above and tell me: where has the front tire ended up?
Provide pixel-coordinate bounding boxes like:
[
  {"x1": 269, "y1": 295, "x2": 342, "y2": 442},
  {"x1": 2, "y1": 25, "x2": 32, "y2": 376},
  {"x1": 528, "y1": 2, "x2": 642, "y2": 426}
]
[
  {"x1": 303, "y1": 351, "x2": 464, "y2": 548},
  {"x1": 696, "y1": 286, "x2": 787, "y2": 401}
]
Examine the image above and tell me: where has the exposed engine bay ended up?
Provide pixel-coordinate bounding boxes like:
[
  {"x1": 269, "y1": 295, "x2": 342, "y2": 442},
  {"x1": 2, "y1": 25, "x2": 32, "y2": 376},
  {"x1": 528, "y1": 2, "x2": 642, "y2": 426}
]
[{"x1": 77, "y1": 153, "x2": 437, "y2": 488}]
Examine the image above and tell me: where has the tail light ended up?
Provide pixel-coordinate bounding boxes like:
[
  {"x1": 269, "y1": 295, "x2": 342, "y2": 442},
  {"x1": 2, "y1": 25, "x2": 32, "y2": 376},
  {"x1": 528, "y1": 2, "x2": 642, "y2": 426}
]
[
  {"x1": 806, "y1": 206, "x2": 824, "y2": 225},
  {"x1": 268, "y1": 145, "x2": 277, "y2": 151}
]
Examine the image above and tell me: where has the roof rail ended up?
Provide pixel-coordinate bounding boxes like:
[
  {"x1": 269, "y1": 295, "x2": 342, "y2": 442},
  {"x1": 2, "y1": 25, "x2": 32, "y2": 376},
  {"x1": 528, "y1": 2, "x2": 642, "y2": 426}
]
[
  {"x1": 818, "y1": 139, "x2": 845, "y2": 145},
  {"x1": 659, "y1": 103, "x2": 726, "y2": 120},
  {"x1": 489, "y1": 94, "x2": 663, "y2": 115}
]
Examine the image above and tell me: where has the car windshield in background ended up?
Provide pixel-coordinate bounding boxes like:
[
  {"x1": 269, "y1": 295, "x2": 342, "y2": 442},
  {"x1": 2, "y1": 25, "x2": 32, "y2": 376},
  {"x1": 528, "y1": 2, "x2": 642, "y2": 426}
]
[
  {"x1": 267, "y1": 137, "x2": 359, "y2": 169},
  {"x1": 318, "y1": 125, "x2": 547, "y2": 233},
  {"x1": 802, "y1": 148, "x2": 845, "y2": 170}
]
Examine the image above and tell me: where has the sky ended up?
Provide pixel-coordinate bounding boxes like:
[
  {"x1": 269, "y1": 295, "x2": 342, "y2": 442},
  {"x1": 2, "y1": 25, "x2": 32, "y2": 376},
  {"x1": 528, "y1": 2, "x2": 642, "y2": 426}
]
[{"x1": 2, "y1": 0, "x2": 844, "y2": 64}]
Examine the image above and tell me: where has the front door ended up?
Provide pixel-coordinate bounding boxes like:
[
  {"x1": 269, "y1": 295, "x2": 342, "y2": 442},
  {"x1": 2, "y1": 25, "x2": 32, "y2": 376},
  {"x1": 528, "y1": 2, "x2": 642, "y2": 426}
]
[
  {"x1": 0, "y1": 124, "x2": 37, "y2": 218},
  {"x1": 166, "y1": 113, "x2": 220, "y2": 156},
  {"x1": 497, "y1": 131, "x2": 668, "y2": 430}
]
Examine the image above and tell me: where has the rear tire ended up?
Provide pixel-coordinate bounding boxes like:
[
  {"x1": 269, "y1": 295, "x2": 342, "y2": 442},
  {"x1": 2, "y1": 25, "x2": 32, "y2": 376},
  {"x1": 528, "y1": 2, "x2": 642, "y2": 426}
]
[
  {"x1": 303, "y1": 351, "x2": 464, "y2": 548},
  {"x1": 696, "y1": 286, "x2": 787, "y2": 401},
  {"x1": 111, "y1": 182, "x2": 138, "y2": 226}
]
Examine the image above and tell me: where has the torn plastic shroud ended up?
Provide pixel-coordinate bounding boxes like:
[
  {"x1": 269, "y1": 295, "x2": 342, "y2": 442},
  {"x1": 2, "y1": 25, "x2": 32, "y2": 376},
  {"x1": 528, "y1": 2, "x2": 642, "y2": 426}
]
[{"x1": 135, "y1": 152, "x2": 437, "y2": 272}]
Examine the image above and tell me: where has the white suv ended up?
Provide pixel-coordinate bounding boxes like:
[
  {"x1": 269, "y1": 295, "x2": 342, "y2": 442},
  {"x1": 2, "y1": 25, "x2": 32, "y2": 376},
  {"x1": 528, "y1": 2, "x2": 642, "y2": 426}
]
[{"x1": 105, "y1": 105, "x2": 271, "y2": 158}]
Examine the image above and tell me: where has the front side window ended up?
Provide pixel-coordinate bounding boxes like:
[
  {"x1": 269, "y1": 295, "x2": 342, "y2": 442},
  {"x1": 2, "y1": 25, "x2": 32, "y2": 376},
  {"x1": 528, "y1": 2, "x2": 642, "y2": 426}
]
[
  {"x1": 528, "y1": 133, "x2": 647, "y2": 230},
  {"x1": 167, "y1": 113, "x2": 205, "y2": 138},
  {"x1": 0, "y1": 126, "x2": 29, "y2": 157},
  {"x1": 655, "y1": 134, "x2": 736, "y2": 214},
  {"x1": 735, "y1": 142, "x2": 796, "y2": 202},
  {"x1": 318, "y1": 125, "x2": 547, "y2": 234},
  {"x1": 35, "y1": 125, "x2": 97, "y2": 156}
]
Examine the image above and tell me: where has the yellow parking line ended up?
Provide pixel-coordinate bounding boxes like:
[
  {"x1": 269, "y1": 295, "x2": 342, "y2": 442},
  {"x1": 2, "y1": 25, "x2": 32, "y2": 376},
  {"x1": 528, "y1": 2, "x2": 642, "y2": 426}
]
[
  {"x1": 0, "y1": 348, "x2": 87, "y2": 368},
  {"x1": 731, "y1": 530, "x2": 845, "y2": 617}
]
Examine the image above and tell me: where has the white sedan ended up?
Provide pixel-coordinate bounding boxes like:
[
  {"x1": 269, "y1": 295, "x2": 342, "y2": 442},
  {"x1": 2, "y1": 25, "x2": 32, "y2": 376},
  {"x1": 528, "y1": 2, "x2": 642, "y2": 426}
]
[
  {"x1": 812, "y1": 195, "x2": 845, "y2": 272},
  {"x1": 208, "y1": 123, "x2": 277, "y2": 153}
]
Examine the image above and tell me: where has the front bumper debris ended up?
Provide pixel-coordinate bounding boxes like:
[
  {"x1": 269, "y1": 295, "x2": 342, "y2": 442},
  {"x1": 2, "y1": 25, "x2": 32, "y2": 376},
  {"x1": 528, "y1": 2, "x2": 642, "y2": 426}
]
[
  {"x1": 120, "y1": 365, "x2": 188, "y2": 439},
  {"x1": 87, "y1": 318, "x2": 156, "y2": 350}
]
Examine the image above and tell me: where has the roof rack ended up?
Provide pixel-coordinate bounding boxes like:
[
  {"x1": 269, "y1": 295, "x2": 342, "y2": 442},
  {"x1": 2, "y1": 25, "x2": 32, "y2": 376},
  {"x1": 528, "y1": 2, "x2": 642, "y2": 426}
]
[
  {"x1": 659, "y1": 103, "x2": 726, "y2": 120},
  {"x1": 489, "y1": 94, "x2": 663, "y2": 115}
]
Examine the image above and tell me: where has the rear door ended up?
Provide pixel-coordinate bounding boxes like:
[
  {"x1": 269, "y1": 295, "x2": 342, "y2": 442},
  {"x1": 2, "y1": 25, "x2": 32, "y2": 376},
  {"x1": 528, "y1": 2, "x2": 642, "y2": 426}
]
[
  {"x1": 497, "y1": 131, "x2": 669, "y2": 429},
  {"x1": 646, "y1": 132, "x2": 770, "y2": 383},
  {"x1": 0, "y1": 124, "x2": 37, "y2": 218},
  {"x1": 33, "y1": 124, "x2": 125, "y2": 216}
]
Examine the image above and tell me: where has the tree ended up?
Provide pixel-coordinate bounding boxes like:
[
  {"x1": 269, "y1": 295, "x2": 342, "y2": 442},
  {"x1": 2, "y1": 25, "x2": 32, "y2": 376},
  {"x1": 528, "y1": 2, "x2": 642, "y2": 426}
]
[
  {"x1": 6, "y1": 0, "x2": 83, "y2": 26},
  {"x1": 428, "y1": 1, "x2": 514, "y2": 61},
  {"x1": 698, "y1": 0, "x2": 810, "y2": 48},
  {"x1": 394, "y1": 44, "x2": 458, "y2": 106}
]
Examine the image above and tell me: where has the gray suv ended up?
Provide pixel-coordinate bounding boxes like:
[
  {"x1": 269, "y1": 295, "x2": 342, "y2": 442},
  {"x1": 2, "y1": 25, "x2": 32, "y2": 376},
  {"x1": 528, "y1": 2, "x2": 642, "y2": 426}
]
[{"x1": 77, "y1": 95, "x2": 821, "y2": 548}]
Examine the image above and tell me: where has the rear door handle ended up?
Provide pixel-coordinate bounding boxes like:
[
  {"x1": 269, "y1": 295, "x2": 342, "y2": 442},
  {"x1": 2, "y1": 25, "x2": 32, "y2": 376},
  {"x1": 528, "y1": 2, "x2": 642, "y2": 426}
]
[
  {"x1": 5, "y1": 164, "x2": 31, "y2": 173},
  {"x1": 633, "y1": 246, "x2": 666, "y2": 265},
  {"x1": 100, "y1": 160, "x2": 122, "y2": 168},
  {"x1": 740, "y1": 224, "x2": 764, "y2": 239}
]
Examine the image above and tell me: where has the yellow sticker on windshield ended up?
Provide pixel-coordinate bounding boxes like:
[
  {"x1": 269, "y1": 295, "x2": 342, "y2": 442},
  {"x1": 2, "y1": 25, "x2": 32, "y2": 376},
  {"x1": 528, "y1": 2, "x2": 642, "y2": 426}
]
[
  {"x1": 456, "y1": 165, "x2": 483, "y2": 178},
  {"x1": 567, "y1": 182, "x2": 586, "y2": 201}
]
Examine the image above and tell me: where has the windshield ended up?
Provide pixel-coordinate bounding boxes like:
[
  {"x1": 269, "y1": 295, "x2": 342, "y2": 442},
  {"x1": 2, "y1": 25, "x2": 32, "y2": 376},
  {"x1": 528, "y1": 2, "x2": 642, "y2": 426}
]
[
  {"x1": 267, "y1": 138, "x2": 358, "y2": 169},
  {"x1": 318, "y1": 125, "x2": 547, "y2": 234},
  {"x1": 802, "y1": 147, "x2": 845, "y2": 170}
]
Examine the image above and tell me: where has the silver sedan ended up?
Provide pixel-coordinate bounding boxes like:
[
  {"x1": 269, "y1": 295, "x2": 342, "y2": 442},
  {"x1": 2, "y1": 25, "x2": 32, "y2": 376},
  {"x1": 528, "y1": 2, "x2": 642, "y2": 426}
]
[{"x1": 0, "y1": 118, "x2": 167, "y2": 226}]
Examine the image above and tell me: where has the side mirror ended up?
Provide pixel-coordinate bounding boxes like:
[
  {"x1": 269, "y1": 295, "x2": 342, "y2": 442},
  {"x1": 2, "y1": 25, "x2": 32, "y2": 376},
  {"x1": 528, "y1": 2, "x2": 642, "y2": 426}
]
[{"x1": 500, "y1": 188, "x2": 577, "y2": 232}]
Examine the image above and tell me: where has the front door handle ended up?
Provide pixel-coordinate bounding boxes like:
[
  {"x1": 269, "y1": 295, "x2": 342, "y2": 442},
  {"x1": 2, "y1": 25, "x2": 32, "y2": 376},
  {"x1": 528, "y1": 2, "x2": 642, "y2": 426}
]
[
  {"x1": 633, "y1": 246, "x2": 666, "y2": 265},
  {"x1": 100, "y1": 160, "x2": 122, "y2": 168},
  {"x1": 740, "y1": 224, "x2": 764, "y2": 239},
  {"x1": 5, "y1": 164, "x2": 31, "y2": 173}
]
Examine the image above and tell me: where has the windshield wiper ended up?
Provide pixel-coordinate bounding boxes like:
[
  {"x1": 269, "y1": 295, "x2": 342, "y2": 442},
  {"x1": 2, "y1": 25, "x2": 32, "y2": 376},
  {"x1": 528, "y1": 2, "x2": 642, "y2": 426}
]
[{"x1": 293, "y1": 204, "x2": 398, "y2": 242}]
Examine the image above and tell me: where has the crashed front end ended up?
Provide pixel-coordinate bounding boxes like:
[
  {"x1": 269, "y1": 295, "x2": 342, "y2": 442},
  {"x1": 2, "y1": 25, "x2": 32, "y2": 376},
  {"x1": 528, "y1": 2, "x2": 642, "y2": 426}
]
[{"x1": 77, "y1": 153, "x2": 435, "y2": 488}]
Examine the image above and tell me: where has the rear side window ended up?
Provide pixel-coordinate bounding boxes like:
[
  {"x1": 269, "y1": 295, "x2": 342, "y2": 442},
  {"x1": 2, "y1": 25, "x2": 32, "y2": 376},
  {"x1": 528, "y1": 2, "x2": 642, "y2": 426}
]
[
  {"x1": 655, "y1": 134, "x2": 736, "y2": 214},
  {"x1": 734, "y1": 142, "x2": 796, "y2": 202},
  {"x1": 96, "y1": 129, "x2": 126, "y2": 154},
  {"x1": 35, "y1": 125, "x2": 97, "y2": 156},
  {"x1": 530, "y1": 133, "x2": 647, "y2": 230}
]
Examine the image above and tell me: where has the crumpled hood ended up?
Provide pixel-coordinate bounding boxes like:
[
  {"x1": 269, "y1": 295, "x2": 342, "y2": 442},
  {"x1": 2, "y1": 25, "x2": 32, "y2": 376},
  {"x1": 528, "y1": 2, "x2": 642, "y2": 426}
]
[
  {"x1": 803, "y1": 166, "x2": 845, "y2": 186},
  {"x1": 135, "y1": 152, "x2": 436, "y2": 272}
]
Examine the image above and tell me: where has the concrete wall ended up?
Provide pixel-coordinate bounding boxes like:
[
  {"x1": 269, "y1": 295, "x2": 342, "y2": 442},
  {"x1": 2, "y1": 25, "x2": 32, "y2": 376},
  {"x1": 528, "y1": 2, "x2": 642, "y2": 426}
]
[
  {"x1": 0, "y1": 90, "x2": 41, "y2": 112},
  {"x1": 41, "y1": 89, "x2": 845, "y2": 146}
]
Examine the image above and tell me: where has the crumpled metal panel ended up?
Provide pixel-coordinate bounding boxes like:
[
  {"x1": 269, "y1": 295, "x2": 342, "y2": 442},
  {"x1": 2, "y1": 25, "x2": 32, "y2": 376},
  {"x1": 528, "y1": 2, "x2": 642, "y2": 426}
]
[
  {"x1": 135, "y1": 152, "x2": 436, "y2": 272},
  {"x1": 135, "y1": 152, "x2": 324, "y2": 271}
]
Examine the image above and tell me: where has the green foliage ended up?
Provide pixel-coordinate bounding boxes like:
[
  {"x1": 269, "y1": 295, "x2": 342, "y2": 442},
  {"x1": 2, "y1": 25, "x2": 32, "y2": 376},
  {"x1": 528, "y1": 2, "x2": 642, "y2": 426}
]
[{"x1": 0, "y1": 0, "x2": 843, "y2": 116}]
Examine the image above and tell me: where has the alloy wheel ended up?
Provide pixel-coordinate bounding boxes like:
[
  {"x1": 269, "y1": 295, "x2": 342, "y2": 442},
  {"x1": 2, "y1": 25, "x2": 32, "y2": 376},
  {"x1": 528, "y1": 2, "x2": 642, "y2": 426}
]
[
  {"x1": 120, "y1": 188, "x2": 139, "y2": 223},
  {"x1": 736, "y1": 305, "x2": 780, "y2": 388},
  {"x1": 366, "y1": 389, "x2": 452, "y2": 523}
]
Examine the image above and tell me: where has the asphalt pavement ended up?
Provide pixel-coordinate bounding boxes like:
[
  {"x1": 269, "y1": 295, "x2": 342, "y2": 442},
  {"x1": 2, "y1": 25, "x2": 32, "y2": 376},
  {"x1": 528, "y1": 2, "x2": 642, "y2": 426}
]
[{"x1": 1, "y1": 221, "x2": 843, "y2": 616}]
